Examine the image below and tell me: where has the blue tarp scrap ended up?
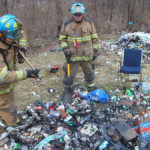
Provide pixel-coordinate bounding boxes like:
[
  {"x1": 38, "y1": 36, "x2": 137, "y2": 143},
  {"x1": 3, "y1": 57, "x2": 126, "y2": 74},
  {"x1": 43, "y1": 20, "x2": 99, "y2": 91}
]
[{"x1": 79, "y1": 89, "x2": 109, "y2": 103}]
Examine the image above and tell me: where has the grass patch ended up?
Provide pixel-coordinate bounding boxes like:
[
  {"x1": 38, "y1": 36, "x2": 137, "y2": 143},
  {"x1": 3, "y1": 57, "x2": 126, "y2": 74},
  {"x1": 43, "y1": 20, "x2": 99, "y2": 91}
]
[{"x1": 14, "y1": 41, "x2": 150, "y2": 110}]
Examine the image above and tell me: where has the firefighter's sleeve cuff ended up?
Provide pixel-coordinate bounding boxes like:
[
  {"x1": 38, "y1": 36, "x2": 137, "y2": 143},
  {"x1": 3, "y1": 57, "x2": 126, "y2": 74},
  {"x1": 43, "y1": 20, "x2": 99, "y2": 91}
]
[{"x1": 63, "y1": 46, "x2": 69, "y2": 51}]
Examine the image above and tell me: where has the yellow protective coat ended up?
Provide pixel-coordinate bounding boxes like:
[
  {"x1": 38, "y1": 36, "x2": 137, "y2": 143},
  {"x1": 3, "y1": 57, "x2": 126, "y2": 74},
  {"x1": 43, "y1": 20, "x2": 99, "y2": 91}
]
[
  {"x1": 18, "y1": 27, "x2": 28, "y2": 49},
  {"x1": 60, "y1": 17, "x2": 99, "y2": 88},
  {"x1": 0, "y1": 29, "x2": 27, "y2": 125},
  {"x1": 59, "y1": 17, "x2": 99, "y2": 62}
]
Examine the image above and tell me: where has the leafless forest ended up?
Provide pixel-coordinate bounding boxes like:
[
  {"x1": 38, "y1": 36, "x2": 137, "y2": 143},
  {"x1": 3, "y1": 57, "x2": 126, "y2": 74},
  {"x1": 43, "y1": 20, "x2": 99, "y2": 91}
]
[{"x1": 0, "y1": 0, "x2": 150, "y2": 48}]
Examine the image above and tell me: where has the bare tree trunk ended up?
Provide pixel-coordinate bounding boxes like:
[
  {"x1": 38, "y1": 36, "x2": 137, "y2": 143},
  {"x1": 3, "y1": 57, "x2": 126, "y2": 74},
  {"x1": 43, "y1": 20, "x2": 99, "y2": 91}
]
[
  {"x1": 4, "y1": 0, "x2": 8, "y2": 13},
  {"x1": 1, "y1": 0, "x2": 149, "y2": 47},
  {"x1": 56, "y1": 0, "x2": 63, "y2": 38}
]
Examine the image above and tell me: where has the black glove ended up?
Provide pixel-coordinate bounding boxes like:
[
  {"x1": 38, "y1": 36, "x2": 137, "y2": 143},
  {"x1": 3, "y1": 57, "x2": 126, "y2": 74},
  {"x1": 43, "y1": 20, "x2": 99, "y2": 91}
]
[
  {"x1": 64, "y1": 49, "x2": 72, "y2": 59},
  {"x1": 92, "y1": 64, "x2": 95, "y2": 70},
  {"x1": 26, "y1": 68, "x2": 40, "y2": 78},
  {"x1": 92, "y1": 55, "x2": 97, "y2": 61},
  {"x1": 18, "y1": 48, "x2": 26, "y2": 64},
  {"x1": 93, "y1": 49, "x2": 98, "y2": 61}
]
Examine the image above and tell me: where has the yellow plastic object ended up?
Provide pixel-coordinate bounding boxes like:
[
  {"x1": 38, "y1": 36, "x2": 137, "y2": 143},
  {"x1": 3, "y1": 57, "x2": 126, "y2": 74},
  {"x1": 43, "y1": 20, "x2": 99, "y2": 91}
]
[{"x1": 67, "y1": 63, "x2": 70, "y2": 76}]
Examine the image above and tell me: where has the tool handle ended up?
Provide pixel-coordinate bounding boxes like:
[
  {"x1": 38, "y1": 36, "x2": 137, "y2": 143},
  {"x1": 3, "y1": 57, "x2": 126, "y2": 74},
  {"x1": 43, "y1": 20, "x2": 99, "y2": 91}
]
[
  {"x1": 67, "y1": 63, "x2": 70, "y2": 77},
  {"x1": 18, "y1": 50, "x2": 34, "y2": 70},
  {"x1": 67, "y1": 57, "x2": 71, "y2": 88},
  {"x1": 67, "y1": 57, "x2": 70, "y2": 77},
  {"x1": 18, "y1": 50, "x2": 42, "y2": 79}
]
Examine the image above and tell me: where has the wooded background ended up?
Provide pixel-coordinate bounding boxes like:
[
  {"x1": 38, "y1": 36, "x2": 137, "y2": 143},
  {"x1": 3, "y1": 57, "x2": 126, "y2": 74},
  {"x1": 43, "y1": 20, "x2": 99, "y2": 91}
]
[{"x1": 0, "y1": 0, "x2": 150, "y2": 48}]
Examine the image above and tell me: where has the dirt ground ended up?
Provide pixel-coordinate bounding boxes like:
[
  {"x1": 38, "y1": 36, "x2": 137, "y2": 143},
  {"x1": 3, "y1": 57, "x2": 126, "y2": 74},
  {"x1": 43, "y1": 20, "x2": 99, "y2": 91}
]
[{"x1": 15, "y1": 34, "x2": 150, "y2": 110}]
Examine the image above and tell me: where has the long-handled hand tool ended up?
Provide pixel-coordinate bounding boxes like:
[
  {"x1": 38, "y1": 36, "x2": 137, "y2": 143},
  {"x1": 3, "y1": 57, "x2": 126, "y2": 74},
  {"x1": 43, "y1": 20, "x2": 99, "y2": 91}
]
[
  {"x1": 67, "y1": 57, "x2": 71, "y2": 88},
  {"x1": 62, "y1": 29, "x2": 77, "y2": 103},
  {"x1": 62, "y1": 57, "x2": 73, "y2": 103},
  {"x1": 18, "y1": 50, "x2": 42, "y2": 79}
]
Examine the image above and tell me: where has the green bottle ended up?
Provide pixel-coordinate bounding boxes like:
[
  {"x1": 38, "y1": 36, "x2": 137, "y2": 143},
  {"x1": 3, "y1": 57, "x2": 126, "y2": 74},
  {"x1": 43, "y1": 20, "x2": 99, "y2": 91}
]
[
  {"x1": 12, "y1": 143, "x2": 21, "y2": 150},
  {"x1": 66, "y1": 109, "x2": 73, "y2": 114},
  {"x1": 65, "y1": 121, "x2": 73, "y2": 126},
  {"x1": 125, "y1": 88, "x2": 132, "y2": 97}
]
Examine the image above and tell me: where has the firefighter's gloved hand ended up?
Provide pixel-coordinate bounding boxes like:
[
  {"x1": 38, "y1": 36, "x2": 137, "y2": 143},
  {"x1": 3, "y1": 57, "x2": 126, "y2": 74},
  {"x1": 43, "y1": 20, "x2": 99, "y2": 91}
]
[
  {"x1": 93, "y1": 55, "x2": 97, "y2": 61},
  {"x1": 18, "y1": 48, "x2": 26, "y2": 64},
  {"x1": 26, "y1": 68, "x2": 40, "y2": 78},
  {"x1": 93, "y1": 49, "x2": 98, "y2": 61},
  {"x1": 93, "y1": 53, "x2": 98, "y2": 61},
  {"x1": 64, "y1": 49, "x2": 72, "y2": 59}
]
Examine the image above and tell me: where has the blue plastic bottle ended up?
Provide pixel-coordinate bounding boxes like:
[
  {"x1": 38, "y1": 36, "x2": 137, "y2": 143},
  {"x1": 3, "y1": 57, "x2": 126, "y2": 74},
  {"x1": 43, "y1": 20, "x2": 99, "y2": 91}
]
[{"x1": 99, "y1": 140, "x2": 108, "y2": 150}]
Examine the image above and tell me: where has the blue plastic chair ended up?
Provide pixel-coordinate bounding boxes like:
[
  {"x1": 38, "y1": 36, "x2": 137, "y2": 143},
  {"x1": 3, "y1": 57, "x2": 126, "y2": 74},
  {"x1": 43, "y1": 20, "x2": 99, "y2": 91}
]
[{"x1": 117, "y1": 48, "x2": 142, "y2": 88}]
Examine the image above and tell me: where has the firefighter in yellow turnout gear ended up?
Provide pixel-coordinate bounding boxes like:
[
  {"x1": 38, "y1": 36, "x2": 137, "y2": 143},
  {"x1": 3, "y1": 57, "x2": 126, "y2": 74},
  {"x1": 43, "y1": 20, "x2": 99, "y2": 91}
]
[
  {"x1": 0, "y1": 14, "x2": 40, "y2": 126},
  {"x1": 59, "y1": 2, "x2": 99, "y2": 103}
]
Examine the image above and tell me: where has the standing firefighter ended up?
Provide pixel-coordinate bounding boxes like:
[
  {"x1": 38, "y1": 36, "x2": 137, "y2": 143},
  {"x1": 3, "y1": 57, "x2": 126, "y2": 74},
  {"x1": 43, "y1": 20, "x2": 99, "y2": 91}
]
[
  {"x1": 59, "y1": 2, "x2": 99, "y2": 103},
  {"x1": 0, "y1": 14, "x2": 40, "y2": 126}
]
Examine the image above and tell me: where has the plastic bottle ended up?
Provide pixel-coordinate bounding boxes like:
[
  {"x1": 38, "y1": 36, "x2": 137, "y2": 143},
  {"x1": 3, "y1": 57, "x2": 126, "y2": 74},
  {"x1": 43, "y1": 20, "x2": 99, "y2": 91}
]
[
  {"x1": 125, "y1": 88, "x2": 133, "y2": 100},
  {"x1": 64, "y1": 115, "x2": 73, "y2": 125},
  {"x1": 99, "y1": 140, "x2": 108, "y2": 150},
  {"x1": 17, "y1": 117, "x2": 34, "y2": 130},
  {"x1": 12, "y1": 143, "x2": 21, "y2": 150},
  {"x1": 140, "y1": 109, "x2": 148, "y2": 122},
  {"x1": 66, "y1": 108, "x2": 73, "y2": 114},
  {"x1": 122, "y1": 105, "x2": 130, "y2": 110},
  {"x1": 134, "y1": 146, "x2": 140, "y2": 150},
  {"x1": 61, "y1": 108, "x2": 66, "y2": 119}
]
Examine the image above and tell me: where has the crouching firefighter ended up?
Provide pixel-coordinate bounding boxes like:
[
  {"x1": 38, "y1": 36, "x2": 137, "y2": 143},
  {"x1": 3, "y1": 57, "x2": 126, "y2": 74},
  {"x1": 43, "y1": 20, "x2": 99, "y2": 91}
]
[
  {"x1": 0, "y1": 14, "x2": 40, "y2": 126},
  {"x1": 59, "y1": 2, "x2": 99, "y2": 103}
]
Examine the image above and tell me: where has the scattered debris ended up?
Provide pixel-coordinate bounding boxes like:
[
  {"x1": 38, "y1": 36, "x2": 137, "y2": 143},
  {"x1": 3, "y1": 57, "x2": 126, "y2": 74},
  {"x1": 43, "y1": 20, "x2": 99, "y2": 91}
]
[
  {"x1": 0, "y1": 84, "x2": 150, "y2": 150},
  {"x1": 47, "y1": 88, "x2": 56, "y2": 94},
  {"x1": 32, "y1": 91, "x2": 41, "y2": 98},
  {"x1": 50, "y1": 65, "x2": 59, "y2": 73},
  {"x1": 99, "y1": 32, "x2": 150, "y2": 62},
  {"x1": 50, "y1": 49, "x2": 57, "y2": 52}
]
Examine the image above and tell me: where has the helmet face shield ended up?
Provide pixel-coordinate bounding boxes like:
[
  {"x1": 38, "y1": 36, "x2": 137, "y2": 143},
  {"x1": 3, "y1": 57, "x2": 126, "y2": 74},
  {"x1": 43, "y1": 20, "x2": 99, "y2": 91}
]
[
  {"x1": 74, "y1": 6, "x2": 82, "y2": 14},
  {"x1": 70, "y1": 2, "x2": 86, "y2": 14},
  {"x1": 7, "y1": 26, "x2": 22, "y2": 40}
]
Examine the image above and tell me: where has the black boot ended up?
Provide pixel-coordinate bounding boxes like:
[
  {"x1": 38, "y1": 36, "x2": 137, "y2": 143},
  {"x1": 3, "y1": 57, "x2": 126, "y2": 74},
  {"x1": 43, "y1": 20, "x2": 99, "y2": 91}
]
[{"x1": 62, "y1": 87, "x2": 73, "y2": 103}]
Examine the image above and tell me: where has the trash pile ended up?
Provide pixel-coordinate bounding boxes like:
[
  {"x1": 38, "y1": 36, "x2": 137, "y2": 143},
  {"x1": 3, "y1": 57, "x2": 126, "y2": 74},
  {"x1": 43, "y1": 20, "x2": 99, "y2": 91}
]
[
  {"x1": 0, "y1": 85, "x2": 150, "y2": 150},
  {"x1": 98, "y1": 40, "x2": 118, "y2": 51},
  {"x1": 99, "y1": 32, "x2": 150, "y2": 62}
]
